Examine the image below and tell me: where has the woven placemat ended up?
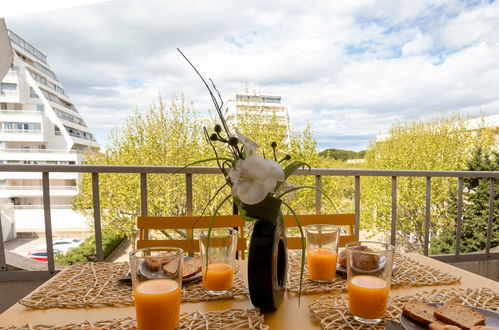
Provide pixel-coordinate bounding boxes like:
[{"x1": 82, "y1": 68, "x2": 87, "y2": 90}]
[
  {"x1": 19, "y1": 262, "x2": 248, "y2": 309},
  {"x1": 287, "y1": 252, "x2": 461, "y2": 294},
  {"x1": 19, "y1": 262, "x2": 133, "y2": 309},
  {"x1": 0, "y1": 307, "x2": 268, "y2": 329},
  {"x1": 309, "y1": 287, "x2": 498, "y2": 329}
]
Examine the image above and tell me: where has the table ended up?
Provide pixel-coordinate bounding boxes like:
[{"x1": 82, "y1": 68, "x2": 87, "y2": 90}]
[{"x1": 0, "y1": 253, "x2": 498, "y2": 329}]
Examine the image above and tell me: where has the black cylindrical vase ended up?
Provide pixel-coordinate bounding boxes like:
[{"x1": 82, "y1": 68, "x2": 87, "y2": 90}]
[{"x1": 242, "y1": 195, "x2": 288, "y2": 311}]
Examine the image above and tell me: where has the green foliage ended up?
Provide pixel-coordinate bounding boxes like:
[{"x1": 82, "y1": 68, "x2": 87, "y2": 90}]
[
  {"x1": 430, "y1": 147, "x2": 499, "y2": 254},
  {"x1": 362, "y1": 114, "x2": 495, "y2": 252},
  {"x1": 319, "y1": 148, "x2": 366, "y2": 161},
  {"x1": 74, "y1": 94, "x2": 350, "y2": 237},
  {"x1": 56, "y1": 233, "x2": 125, "y2": 265}
]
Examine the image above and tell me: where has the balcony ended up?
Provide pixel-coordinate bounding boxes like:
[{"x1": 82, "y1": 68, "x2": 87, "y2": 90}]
[
  {"x1": 0, "y1": 185, "x2": 77, "y2": 198},
  {"x1": 0, "y1": 164, "x2": 497, "y2": 312}
]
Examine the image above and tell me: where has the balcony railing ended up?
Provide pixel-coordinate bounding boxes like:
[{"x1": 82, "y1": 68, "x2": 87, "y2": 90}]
[
  {"x1": 0, "y1": 164, "x2": 497, "y2": 282},
  {"x1": 0, "y1": 185, "x2": 77, "y2": 191},
  {"x1": 0, "y1": 111, "x2": 42, "y2": 116},
  {"x1": 0, "y1": 129, "x2": 41, "y2": 134},
  {"x1": 0, "y1": 148, "x2": 78, "y2": 154}
]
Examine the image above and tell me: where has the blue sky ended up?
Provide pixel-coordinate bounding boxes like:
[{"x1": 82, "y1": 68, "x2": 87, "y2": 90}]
[{"x1": 5, "y1": 0, "x2": 499, "y2": 151}]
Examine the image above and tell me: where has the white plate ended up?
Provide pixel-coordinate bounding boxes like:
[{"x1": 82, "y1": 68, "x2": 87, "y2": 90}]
[{"x1": 400, "y1": 303, "x2": 499, "y2": 330}]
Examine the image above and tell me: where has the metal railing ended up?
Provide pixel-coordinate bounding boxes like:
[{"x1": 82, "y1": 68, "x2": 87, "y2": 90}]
[
  {"x1": 0, "y1": 164, "x2": 497, "y2": 281},
  {"x1": 0, "y1": 110, "x2": 42, "y2": 116},
  {"x1": 0, "y1": 148, "x2": 79, "y2": 154}
]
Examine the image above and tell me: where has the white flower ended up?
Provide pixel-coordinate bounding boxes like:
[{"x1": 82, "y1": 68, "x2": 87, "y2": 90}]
[
  {"x1": 235, "y1": 128, "x2": 259, "y2": 156},
  {"x1": 228, "y1": 154, "x2": 285, "y2": 205}
]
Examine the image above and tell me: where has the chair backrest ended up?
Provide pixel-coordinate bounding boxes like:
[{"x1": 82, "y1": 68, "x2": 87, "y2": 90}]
[
  {"x1": 136, "y1": 215, "x2": 247, "y2": 259},
  {"x1": 284, "y1": 213, "x2": 357, "y2": 249}
]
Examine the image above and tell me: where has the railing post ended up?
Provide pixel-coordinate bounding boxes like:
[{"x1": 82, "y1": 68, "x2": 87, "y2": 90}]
[
  {"x1": 185, "y1": 173, "x2": 194, "y2": 257},
  {"x1": 424, "y1": 177, "x2": 431, "y2": 256},
  {"x1": 315, "y1": 175, "x2": 321, "y2": 215},
  {"x1": 354, "y1": 176, "x2": 360, "y2": 238},
  {"x1": 186, "y1": 174, "x2": 193, "y2": 216},
  {"x1": 42, "y1": 172, "x2": 55, "y2": 273},
  {"x1": 485, "y1": 177, "x2": 495, "y2": 256},
  {"x1": 140, "y1": 173, "x2": 148, "y2": 240},
  {"x1": 455, "y1": 177, "x2": 463, "y2": 259},
  {"x1": 0, "y1": 214, "x2": 6, "y2": 271},
  {"x1": 391, "y1": 176, "x2": 397, "y2": 246},
  {"x1": 92, "y1": 173, "x2": 104, "y2": 262}
]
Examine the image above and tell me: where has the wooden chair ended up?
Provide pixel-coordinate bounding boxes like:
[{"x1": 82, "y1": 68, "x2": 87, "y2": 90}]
[
  {"x1": 136, "y1": 215, "x2": 247, "y2": 259},
  {"x1": 284, "y1": 213, "x2": 358, "y2": 249}
]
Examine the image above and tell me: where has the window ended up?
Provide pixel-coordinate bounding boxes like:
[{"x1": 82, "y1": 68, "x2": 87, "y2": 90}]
[
  {"x1": 54, "y1": 126, "x2": 61, "y2": 136},
  {"x1": 13, "y1": 104, "x2": 22, "y2": 111},
  {"x1": 29, "y1": 87, "x2": 39, "y2": 98},
  {"x1": 36, "y1": 104, "x2": 44, "y2": 112},
  {"x1": 0, "y1": 83, "x2": 17, "y2": 96},
  {"x1": 1, "y1": 83, "x2": 16, "y2": 90},
  {"x1": 0, "y1": 103, "x2": 6, "y2": 110}
]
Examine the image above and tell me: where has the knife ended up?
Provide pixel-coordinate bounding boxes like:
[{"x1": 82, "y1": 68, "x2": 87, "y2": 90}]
[{"x1": 385, "y1": 320, "x2": 405, "y2": 330}]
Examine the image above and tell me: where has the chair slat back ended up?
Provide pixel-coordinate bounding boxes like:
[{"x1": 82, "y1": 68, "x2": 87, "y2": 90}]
[
  {"x1": 284, "y1": 213, "x2": 357, "y2": 249},
  {"x1": 136, "y1": 215, "x2": 246, "y2": 259}
]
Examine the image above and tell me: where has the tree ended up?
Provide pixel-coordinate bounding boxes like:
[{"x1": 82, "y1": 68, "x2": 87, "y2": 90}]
[
  {"x1": 362, "y1": 114, "x2": 495, "y2": 252},
  {"x1": 318, "y1": 148, "x2": 366, "y2": 161},
  {"x1": 73, "y1": 94, "x2": 344, "y2": 237},
  {"x1": 430, "y1": 147, "x2": 499, "y2": 254}
]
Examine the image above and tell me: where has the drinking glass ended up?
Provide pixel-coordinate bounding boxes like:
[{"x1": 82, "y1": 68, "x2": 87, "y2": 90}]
[
  {"x1": 129, "y1": 247, "x2": 183, "y2": 330},
  {"x1": 345, "y1": 241, "x2": 395, "y2": 324},
  {"x1": 199, "y1": 228, "x2": 237, "y2": 294},
  {"x1": 305, "y1": 224, "x2": 340, "y2": 282}
]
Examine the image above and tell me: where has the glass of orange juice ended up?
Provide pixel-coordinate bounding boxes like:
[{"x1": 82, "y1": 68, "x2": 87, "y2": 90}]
[
  {"x1": 129, "y1": 247, "x2": 183, "y2": 330},
  {"x1": 199, "y1": 228, "x2": 237, "y2": 295},
  {"x1": 346, "y1": 241, "x2": 395, "y2": 324},
  {"x1": 305, "y1": 224, "x2": 340, "y2": 282}
]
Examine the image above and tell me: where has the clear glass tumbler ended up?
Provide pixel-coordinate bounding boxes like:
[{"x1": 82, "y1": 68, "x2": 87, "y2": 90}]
[
  {"x1": 199, "y1": 228, "x2": 237, "y2": 295},
  {"x1": 305, "y1": 224, "x2": 341, "y2": 282},
  {"x1": 345, "y1": 241, "x2": 395, "y2": 324},
  {"x1": 129, "y1": 247, "x2": 183, "y2": 330}
]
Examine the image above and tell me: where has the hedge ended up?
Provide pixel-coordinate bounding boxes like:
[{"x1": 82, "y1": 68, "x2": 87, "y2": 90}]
[{"x1": 56, "y1": 233, "x2": 126, "y2": 265}]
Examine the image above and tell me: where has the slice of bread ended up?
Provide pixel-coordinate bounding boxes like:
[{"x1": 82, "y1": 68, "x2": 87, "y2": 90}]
[
  {"x1": 402, "y1": 300, "x2": 439, "y2": 325},
  {"x1": 182, "y1": 256, "x2": 202, "y2": 279},
  {"x1": 429, "y1": 322, "x2": 462, "y2": 330},
  {"x1": 434, "y1": 299, "x2": 486, "y2": 330}
]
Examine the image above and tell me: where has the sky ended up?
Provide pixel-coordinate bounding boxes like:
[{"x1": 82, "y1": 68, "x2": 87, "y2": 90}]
[{"x1": 4, "y1": 0, "x2": 499, "y2": 151}]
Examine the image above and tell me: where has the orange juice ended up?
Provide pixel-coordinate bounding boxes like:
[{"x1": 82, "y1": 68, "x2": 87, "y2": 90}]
[
  {"x1": 348, "y1": 275, "x2": 389, "y2": 319},
  {"x1": 202, "y1": 263, "x2": 234, "y2": 291},
  {"x1": 133, "y1": 279, "x2": 181, "y2": 330},
  {"x1": 307, "y1": 248, "x2": 337, "y2": 281}
]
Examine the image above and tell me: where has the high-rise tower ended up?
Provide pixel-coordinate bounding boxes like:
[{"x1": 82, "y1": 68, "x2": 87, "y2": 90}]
[{"x1": 0, "y1": 29, "x2": 99, "y2": 235}]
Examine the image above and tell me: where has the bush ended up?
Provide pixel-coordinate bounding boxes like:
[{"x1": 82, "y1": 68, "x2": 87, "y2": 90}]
[{"x1": 56, "y1": 233, "x2": 126, "y2": 265}]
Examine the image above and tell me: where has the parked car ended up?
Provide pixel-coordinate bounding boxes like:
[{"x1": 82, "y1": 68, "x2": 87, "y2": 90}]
[
  {"x1": 36, "y1": 238, "x2": 83, "y2": 255},
  {"x1": 26, "y1": 249, "x2": 61, "y2": 262},
  {"x1": 52, "y1": 239, "x2": 82, "y2": 254}
]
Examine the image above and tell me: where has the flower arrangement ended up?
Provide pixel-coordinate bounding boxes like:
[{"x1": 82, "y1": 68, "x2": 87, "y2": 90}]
[{"x1": 177, "y1": 49, "x2": 336, "y2": 302}]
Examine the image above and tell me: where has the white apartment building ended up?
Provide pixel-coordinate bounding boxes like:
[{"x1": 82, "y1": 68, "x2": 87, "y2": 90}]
[
  {"x1": 0, "y1": 29, "x2": 99, "y2": 237},
  {"x1": 224, "y1": 89, "x2": 291, "y2": 136}
]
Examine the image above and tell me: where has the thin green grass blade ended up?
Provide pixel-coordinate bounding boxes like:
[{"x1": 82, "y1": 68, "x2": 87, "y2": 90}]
[{"x1": 276, "y1": 185, "x2": 338, "y2": 212}]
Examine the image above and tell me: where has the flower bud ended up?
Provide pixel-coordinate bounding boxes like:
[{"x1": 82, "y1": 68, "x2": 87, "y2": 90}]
[
  {"x1": 214, "y1": 124, "x2": 222, "y2": 133},
  {"x1": 210, "y1": 133, "x2": 218, "y2": 141},
  {"x1": 228, "y1": 136, "x2": 239, "y2": 147}
]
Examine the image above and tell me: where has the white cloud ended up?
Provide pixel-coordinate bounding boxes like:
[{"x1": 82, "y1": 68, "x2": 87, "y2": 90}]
[{"x1": 5, "y1": 0, "x2": 499, "y2": 152}]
